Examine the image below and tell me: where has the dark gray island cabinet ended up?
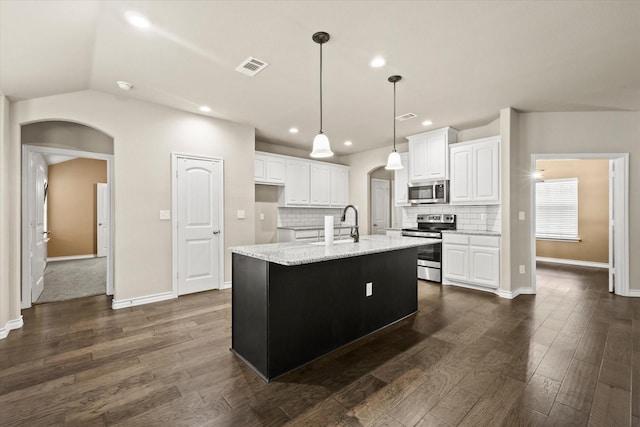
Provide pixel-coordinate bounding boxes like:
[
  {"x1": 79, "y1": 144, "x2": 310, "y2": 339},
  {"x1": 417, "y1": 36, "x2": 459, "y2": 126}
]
[{"x1": 230, "y1": 235, "x2": 437, "y2": 381}]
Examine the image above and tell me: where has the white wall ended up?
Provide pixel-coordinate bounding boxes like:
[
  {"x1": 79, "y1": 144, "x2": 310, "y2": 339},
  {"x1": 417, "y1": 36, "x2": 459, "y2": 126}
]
[{"x1": 7, "y1": 90, "x2": 255, "y2": 314}]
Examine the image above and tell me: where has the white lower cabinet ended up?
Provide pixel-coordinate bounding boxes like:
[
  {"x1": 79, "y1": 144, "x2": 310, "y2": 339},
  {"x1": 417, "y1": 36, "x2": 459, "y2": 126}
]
[{"x1": 443, "y1": 233, "x2": 500, "y2": 289}]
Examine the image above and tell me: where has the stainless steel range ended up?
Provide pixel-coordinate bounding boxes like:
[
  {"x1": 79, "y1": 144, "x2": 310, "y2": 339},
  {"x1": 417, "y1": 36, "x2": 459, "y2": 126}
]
[{"x1": 402, "y1": 214, "x2": 456, "y2": 283}]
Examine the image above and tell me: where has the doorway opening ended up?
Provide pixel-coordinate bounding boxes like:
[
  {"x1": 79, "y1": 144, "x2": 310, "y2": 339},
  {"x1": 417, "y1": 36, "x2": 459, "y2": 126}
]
[
  {"x1": 20, "y1": 121, "x2": 114, "y2": 309},
  {"x1": 368, "y1": 166, "x2": 394, "y2": 235},
  {"x1": 530, "y1": 153, "x2": 629, "y2": 296}
]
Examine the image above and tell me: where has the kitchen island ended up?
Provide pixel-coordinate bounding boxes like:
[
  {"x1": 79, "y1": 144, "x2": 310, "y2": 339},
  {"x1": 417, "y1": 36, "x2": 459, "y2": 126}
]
[{"x1": 230, "y1": 235, "x2": 438, "y2": 381}]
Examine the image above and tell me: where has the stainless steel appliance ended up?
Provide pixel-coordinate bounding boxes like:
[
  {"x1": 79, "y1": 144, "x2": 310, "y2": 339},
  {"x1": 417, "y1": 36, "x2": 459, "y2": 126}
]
[
  {"x1": 408, "y1": 180, "x2": 449, "y2": 204},
  {"x1": 402, "y1": 214, "x2": 456, "y2": 283}
]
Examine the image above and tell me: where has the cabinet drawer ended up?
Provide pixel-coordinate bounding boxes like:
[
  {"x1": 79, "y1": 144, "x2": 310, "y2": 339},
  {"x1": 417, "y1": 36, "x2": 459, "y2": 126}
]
[
  {"x1": 442, "y1": 234, "x2": 469, "y2": 245},
  {"x1": 469, "y1": 235, "x2": 500, "y2": 248}
]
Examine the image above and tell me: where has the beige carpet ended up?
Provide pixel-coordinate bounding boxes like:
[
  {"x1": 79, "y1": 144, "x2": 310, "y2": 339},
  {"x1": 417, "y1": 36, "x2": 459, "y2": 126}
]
[{"x1": 36, "y1": 257, "x2": 107, "y2": 304}]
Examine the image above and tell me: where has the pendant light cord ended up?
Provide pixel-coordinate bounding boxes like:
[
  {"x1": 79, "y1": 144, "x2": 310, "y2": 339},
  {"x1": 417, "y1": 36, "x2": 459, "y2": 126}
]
[
  {"x1": 319, "y1": 41, "x2": 323, "y2": 134},
  {"x1": 393, "y1": 80, "x2": 396, "y2": 152}
]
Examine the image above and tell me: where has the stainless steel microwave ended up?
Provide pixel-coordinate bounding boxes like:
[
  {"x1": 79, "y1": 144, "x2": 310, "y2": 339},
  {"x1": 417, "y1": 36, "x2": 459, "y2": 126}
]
[{"x1": 408, "y1": 180, "x2": 449, "y2": 204}]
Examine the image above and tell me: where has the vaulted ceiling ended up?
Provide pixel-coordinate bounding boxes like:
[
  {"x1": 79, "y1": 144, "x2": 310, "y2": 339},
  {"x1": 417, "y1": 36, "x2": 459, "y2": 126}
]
[{"x1": 1, "y1": 1, "x2": 639, "y2": 155}]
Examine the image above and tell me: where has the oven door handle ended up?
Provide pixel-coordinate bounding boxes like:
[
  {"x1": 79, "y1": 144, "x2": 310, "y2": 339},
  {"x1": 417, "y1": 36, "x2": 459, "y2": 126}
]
[{"x1": 417, "y1": 260, "x2": 440, "y2": 268}]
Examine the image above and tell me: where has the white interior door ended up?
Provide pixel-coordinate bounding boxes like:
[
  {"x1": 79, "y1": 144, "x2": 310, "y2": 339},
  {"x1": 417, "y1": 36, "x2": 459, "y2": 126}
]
[
  {"x1": 176, "y1": 156, "x2": 223, "y2": 295},
  {"x1": 31, "y1": 152, "x2": 47, "y2": 302},
  {"x1": 371, "y1": 178, "x2": 390, "y2": 235},
  {"x1": 96, "y1": 183, "x2": 109, "y2": 257}
]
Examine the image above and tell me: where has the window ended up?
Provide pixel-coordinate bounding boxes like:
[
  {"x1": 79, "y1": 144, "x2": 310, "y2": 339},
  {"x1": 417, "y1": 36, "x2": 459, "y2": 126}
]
[{"x1": 535, "y1": 177, "x2": 579, "y2": 240}]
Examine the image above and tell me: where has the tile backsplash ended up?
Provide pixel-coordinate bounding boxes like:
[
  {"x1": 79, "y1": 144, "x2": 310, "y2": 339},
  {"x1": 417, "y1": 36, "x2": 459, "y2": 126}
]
[
  {"x1": 402, "y1": 204, "x2": 501, "y2": 233},
  {"x1": 278, "y1": 207, "x2": 356, "y2": 228}
]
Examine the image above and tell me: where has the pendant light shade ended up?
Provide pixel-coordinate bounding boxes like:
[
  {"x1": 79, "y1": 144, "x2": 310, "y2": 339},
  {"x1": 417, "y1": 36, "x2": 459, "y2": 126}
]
[
  {"x1": 310, "y1": 31, "x2": 334, "y2": 158},
  {"x1": 385, "y1": 75, "x2": 403, "y2": 170}
]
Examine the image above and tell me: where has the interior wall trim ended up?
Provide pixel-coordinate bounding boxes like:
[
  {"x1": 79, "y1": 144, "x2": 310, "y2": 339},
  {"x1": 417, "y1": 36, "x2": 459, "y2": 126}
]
[
  {"x1": 536, "y1": 256, "x2": 609, "y2": 269},
  {"x1": 222, "y1": 281, "x2": 232, "y2": 290},
  {"x1": 111, "y1": 291, "x2": 175, "y2": 310},
  {"x1": 0, "y1": 316, "x2": 24, "y2": 340},
  {"x1": 628, "y1": 290, "x2": 640, "y2": 298}
]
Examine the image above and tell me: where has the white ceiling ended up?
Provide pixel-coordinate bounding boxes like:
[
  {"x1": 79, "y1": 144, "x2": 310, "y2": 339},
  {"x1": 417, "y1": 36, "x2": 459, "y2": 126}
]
[{"x1": 1, "y1": 1, "x2": 639, "y2": 155}]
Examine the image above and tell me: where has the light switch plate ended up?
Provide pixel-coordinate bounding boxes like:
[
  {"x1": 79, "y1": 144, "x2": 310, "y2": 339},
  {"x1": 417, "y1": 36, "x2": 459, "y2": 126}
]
[
  {"x1": 237, "y1": 210, "x2": 245, "y2": 219},
  {"x1": 159, "y1": 210, "x2": 171, "y2": 220},
  {"x1": 260, "y1": 213, "x2": 265, "y2": 221},
  {"x1": 518, "y1": 211, "x2": 525, "y2": 220},
  {"x1": 366, "y1": 282, "x2": 373, "y2": 297}
]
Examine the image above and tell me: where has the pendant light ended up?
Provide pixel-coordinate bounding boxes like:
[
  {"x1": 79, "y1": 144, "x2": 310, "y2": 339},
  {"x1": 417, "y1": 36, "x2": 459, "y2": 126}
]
[
  {"x1": 310, "y1": 31, "x2": 334, "y2": 158},
  {"x1": 385, "y1": 75, "x2": 403, "y2": 170}
]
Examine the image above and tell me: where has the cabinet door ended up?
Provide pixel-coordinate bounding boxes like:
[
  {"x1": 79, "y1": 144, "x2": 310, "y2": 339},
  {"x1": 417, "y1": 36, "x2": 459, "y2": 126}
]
[
  {"x1": 473, "y1": 140, "x2": 500, "y2": 204},
  {"x1": 266, "y1": 156, "x2": 286, "y2": 184},
  {"x1": 425, "y1": 133, "x2": 447, "y2": 179},
  {"x1": 408, "y1": 136, "x2": 428, "y2": 182},
  {"x1": 310, "y1": 164, "x2": 331, "y2": 206},
  {"x1": 285, "y1": 160, "x2": 310, "y2": 205},
  {"x1": 394, "y1": 152, "x2": 410, "y2": 206},
  {"x1": 449, "y1": 145, "x2": 472, "y2": 203},
  {"x1": 443, "y1": 244, "x2": 468, "y2": 282},
  {"x1": 469, "y1": 246, "x2": 500, "y2": 288},
  {"x1": 255, "y1": 154, "x2": 267, "y2": 182},
  {"x1": 330, "y1": 166, "x2": 349, "y2": 207}
]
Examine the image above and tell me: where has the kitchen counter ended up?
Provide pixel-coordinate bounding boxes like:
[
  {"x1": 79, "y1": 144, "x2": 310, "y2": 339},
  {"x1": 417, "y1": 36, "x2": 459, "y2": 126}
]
[
  {"x1": 277, "y1": 225, "x2": 354, "y2": 231},
  {"x1": 230, "y1": 235, "x2": 437, "y2": 266},
  {"x1": 441, "y1": 230, "x2": 501, "y2": 237},
  {"x1": 231, "y1": 235, "x2": 423, "y2": 381}
]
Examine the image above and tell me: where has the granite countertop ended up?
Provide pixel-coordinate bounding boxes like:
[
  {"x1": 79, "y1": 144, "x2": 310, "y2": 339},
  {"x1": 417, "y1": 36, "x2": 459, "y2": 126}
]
[
  {"x1": 441, "y1": 230, "x2": 501, "y2": 237},
  {"x1": 230, "y1": 235, "x2": 441, "y2": 266},
  {"x1": 277, "y1": 225, "x2": 354, "y2": 231}
]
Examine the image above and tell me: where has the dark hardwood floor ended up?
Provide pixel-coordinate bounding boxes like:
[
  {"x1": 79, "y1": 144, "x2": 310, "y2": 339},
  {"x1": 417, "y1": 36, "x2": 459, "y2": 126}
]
[{"x1": 0, "y1": 262, "x2": 635, "y2": 426}]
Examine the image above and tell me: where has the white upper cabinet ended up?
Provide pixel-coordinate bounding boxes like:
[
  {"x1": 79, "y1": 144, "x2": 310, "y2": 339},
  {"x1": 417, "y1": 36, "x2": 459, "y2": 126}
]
[
  {"x1": 450, "y1": 136, "x2": 500, "y2": 205},
  {"x1": 255, "y1": 152, "x2": 286, "y2": 185},
  {"x1": 330, "y1": 166, "x2": 349, "y2": 207},
  {"x1": 408, "y1": 127, "x2": 457, "y2": 183},
  {"x1": 394, "y1": 152, "x2": 410, "y2": 206},
  {"x1": 284, "y1": 159, "x2": 310, "y2": 205},
  {"x1": 310, "y1": 163, "x2": 331, "y2": 206}
]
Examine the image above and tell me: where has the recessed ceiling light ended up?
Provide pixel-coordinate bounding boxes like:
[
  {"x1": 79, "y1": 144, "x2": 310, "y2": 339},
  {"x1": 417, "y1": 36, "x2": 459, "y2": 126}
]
[
  {"x1": 289, "y1": 127, "x2": 299, "y2": 134},
  {"x1": 370, "y1": 56, "x2": 386, "y2": 68},
  {"x1": 344, "y1": 140, "x2": 353, "y2": 146},
  {"x1": 421, "y1": 120, "x2": 434, "y2": 126},
  {"x1": 125, "y1": 11, "x2": 151, "y2": 29},
  {"x1": 116, "y1": 81, "x2": 133, "y2": 91},
  {"x1": 199, "y1": 105, "x2": 212, "y2": 113}
]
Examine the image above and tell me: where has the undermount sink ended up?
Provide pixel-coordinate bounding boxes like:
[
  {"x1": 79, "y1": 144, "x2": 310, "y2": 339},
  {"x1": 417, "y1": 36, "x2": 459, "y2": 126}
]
[{"x1": 308, "y1": 239, "x2": 354, "y2": 246}]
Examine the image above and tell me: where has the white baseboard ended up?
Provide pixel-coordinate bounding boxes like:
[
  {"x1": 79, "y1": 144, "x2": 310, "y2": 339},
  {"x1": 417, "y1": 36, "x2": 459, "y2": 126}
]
[
  {"x1": 0, "y1": 316, "x2": 24, "y2": 340},
  {"x1": 221, "y1": 281, "x2": 232, "y2": 290},
  {"x1": 442, "y1": 280, "x2": 535, "y2": 300},
  {"x1": 47, "y1": 254, "x2": 97, "y2": 262},
  {"x1": 628, "y1": 290, "x2": 640, "y2": 298},
  {"x1": 112, "y1": 291, "x2": 175, "y2": 310},
  {"x1": 536, "y1": 256, "x2": 608, "y2": 269}
]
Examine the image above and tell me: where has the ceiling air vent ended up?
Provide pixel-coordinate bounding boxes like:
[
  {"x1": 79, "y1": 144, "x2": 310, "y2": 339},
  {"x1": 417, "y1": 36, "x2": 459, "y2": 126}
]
[
  {"x1": 396, "y1": 113, "x2": 417, "y2": 121},
  {"x1": 236, "y1": 57, "x2": 269, "y2": 77}
]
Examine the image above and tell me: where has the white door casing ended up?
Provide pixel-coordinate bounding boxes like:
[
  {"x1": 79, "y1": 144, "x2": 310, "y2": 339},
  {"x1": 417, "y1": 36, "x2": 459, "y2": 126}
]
[
  {"x1": 96, "y1": 183, "x2": 109, "y2": 258},
  {"x1": 371, "y1": 178, "x2": 390, "y2": 235},
  {"x1": 174, "y1": 155, "x2": 224, "y2": 296},
  {"x1": 31, "y1": 152, "x2": 47, "y2": 302}
]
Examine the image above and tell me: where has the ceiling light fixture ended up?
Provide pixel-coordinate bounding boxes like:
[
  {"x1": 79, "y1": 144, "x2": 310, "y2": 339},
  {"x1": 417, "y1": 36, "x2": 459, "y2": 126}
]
[
  {"x1": 370, "y1": 56, "x2": 386, "y2": 68},
  {"x1": 125, "y1": 11, "x2": 151, "y2": 29},
  {"x1": 116, "y1": 81, "x2": 133, "y2": 91},
  {"x1": 344, "y1": 140, "x2": 352, "y2": 146},
  {"x1": 310, "y1": 31, "x2": 333, "y2": 158},
  {"x1": 199, "y1": 105, "x2": 212, "y2": 113},
  {"x1": 385, "y1": 75, "x2": 403, "y2": 170},
  {"x1": 421, "y1": 119, "x2": 434, "y2": 127},
  {"x1": 289, "y1": 127, "x2": 299, "y2": 134}
]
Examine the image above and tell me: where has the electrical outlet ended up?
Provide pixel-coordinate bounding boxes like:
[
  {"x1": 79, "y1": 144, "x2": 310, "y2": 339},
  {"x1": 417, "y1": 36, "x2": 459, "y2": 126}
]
[
  {"x1": 159, "y1": 210, "x2": 171, "y2": 220},
  {"x1": 237, "y1": 210, "x2": 245, "y2": 219},
  {"x1": 366, "y1": 282, "x2": 373, "y2": 297},
  {"x1": 519, "y1": 265, "x2": 526, "y2": 274}
]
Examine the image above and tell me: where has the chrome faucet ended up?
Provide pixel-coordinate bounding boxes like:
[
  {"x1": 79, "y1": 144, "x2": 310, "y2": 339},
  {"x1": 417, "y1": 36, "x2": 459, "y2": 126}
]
[{"x1": 341, "y1": 204, "x2": 359, "y2": 243}]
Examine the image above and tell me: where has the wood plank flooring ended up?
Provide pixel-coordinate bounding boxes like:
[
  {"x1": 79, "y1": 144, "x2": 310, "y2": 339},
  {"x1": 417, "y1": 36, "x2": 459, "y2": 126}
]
[{"x1": 1, "y1": 262, "x2": 636, "y2": 426}]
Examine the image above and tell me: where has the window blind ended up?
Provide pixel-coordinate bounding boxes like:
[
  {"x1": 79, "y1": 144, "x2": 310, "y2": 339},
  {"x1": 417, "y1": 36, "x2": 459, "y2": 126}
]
[{"x1": 535, "y1": 178, "x2": 578, "y2": 240}]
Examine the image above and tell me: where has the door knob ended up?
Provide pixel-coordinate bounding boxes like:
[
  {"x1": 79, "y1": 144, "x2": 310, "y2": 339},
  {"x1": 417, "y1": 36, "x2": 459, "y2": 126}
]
[{"x1": 213, "y1": 230, "x2": 220, "y2": 235}]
